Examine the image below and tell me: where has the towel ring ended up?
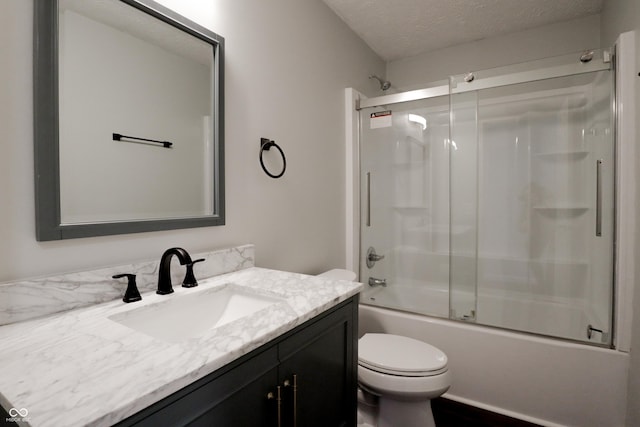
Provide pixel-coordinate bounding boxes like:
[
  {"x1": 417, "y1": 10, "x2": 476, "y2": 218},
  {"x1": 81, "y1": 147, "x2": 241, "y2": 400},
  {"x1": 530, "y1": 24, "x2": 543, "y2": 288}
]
[{"x1": 259, "y1": 138, "x2": 286, "y2": 179}]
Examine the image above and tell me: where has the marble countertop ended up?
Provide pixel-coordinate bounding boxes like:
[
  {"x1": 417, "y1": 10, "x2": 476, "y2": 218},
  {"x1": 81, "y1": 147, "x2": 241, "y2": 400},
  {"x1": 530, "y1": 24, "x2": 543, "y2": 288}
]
[{"x1": 0, "y1": 267, "x2": 362, "y2": 427}]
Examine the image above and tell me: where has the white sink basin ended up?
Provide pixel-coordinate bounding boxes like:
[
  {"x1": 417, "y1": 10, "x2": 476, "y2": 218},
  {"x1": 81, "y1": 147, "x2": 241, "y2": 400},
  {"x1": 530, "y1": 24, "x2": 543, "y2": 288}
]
[{"x1": 108, "y1": 284, "x2": 284, "y2": 343}]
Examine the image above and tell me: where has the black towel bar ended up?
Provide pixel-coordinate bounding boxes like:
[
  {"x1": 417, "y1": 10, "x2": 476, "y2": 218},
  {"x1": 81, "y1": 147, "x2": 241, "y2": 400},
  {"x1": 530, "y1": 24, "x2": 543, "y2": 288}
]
[{"x1": 113, "y1": 133, "x2": 173, "y2": 148}]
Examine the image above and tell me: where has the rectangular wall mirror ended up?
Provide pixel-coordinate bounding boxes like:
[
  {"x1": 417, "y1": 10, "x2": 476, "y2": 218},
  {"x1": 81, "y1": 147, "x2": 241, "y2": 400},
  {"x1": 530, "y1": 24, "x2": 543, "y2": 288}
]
[{"x1": 34, "y1": 0, "x2": 225, "y2": 241}]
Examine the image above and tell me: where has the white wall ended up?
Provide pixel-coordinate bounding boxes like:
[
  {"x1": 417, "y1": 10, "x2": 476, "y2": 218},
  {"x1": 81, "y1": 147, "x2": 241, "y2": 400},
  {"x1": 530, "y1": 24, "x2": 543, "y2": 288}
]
[
  {"x1": 387, "y1": 14, "x2": 601, "y2": 91},
  {"x1": 0, "y1": 0, "x2": 384, "y2": 282},
  {"x1": 600, "y1": 2, "x2": 640, "y2": 426}
]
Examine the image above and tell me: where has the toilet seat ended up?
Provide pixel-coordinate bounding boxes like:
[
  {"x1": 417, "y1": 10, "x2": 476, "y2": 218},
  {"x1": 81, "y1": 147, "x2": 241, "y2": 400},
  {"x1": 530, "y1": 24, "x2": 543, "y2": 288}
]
[
  {"x1": 358, "y1": 365, "x2": 452, "y2": 399},
  {"x1": 359, "y1": 333, "x2": 448, "y2": 377}
]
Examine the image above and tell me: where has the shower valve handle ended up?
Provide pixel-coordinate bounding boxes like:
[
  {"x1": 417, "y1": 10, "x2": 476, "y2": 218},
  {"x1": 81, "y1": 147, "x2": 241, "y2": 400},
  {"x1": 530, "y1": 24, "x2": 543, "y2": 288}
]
[
  {"x1": 366, "y1": 247, "x2": 384, "y2": 268},
  {"x1": 369, "y1": 253, "x2": 384, "y2": 261}
]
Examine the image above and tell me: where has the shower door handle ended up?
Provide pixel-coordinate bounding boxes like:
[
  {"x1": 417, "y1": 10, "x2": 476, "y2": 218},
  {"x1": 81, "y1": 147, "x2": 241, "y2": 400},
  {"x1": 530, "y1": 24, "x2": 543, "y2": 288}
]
[
  {"x1": 366, "y1": 172, "x2": 371, "y2": 227},
  {"x1": 595, "y1": 159, "x2": 602, "y2": 237}
]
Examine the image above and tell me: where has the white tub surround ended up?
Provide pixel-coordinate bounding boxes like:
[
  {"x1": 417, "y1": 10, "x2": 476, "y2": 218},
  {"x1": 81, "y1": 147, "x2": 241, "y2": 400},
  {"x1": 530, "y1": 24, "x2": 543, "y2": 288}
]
[
  {"x1": 0, "y1": 244, "x2": 254, "y2": 326},
  {"x1": 0, "y1": 247, "x2": 362, "y2": 427}
]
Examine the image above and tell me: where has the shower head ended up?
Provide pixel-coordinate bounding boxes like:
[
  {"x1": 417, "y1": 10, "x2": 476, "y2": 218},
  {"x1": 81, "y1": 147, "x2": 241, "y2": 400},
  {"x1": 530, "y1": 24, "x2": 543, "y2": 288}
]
[{"x1": 369, "y1": 75, "x2": 391, "y2": 91}]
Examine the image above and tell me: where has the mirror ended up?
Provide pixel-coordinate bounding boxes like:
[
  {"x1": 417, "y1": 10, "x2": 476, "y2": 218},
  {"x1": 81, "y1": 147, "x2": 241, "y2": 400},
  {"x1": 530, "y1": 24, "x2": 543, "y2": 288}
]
[{"x1": 34, "y1": 0, "x2": 225, "y2": 240}]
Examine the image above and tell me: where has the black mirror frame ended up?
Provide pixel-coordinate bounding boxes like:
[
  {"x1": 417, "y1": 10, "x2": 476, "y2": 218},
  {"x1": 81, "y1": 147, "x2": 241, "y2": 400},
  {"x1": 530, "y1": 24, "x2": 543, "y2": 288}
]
[{"x1": 33, "y1": 0, "x2": 225, "y2": 241}]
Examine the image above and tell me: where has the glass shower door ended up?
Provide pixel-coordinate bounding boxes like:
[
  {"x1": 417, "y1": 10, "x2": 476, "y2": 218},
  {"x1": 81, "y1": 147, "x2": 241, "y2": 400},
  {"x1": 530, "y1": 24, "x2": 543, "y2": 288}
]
[
  {"x1": 359, "y1": 95, "x2": 453, "y2": 318},
  {"x1": 449, "y1": 87, "x2": 479, "y2": 322},
  {"x1": 449, "y1": 62, "x2": 615, "y2": 344}
]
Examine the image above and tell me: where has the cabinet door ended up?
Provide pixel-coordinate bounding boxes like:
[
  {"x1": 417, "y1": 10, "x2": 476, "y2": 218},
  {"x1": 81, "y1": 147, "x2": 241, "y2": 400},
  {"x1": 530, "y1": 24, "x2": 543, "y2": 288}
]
[
  {"x1": 118, "y1": 346, "x2": 279, "y2": 427},
  {"x1": 189, "y1": 365, "x2": 278, "y2": 427},
  {"x1": 278, "y1": 303, "x2": 357, "y2": 427}
]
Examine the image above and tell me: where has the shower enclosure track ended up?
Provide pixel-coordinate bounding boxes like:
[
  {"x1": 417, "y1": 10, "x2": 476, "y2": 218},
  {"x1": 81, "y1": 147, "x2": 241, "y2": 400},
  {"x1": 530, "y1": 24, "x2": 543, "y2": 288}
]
[{"x1": 356, "y1": 50, "x2": 610, "y2": 110}]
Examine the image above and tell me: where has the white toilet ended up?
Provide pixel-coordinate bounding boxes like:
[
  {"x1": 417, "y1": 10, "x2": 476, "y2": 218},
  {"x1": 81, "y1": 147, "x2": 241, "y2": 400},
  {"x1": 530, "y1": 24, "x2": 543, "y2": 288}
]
[
  {"x1": 358, "y1": 333, "x2": 451, "y2": 427},
  {"x1": 317, "y1": 269, "x2": 451, "y2": 427}
]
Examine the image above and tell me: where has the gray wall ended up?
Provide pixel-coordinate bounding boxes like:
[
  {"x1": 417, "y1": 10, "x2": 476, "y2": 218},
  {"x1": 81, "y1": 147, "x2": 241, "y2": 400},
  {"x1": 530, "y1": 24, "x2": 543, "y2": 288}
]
[
  {"x1": 600, "y1": 2, "x2": 640, "y2": 425},
  {"x1": 0, "y1": 0, "x2": 384, "y2": 282}
]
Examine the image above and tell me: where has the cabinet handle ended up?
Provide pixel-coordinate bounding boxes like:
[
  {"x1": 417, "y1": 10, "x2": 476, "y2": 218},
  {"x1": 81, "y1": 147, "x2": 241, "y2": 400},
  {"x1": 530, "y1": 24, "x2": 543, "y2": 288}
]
[
  {"x1": 266, "y1": 387, "x2": 282, "y2": 427},
  {"x1": 283, "y1": 375, "x2": 298, "y2": 427},
  {"x1": 292, "y1": 374, "x2": 298, "y2": 427},
  {"x1": 277, "y1": 386, "x2": 282, "y2": 427}
]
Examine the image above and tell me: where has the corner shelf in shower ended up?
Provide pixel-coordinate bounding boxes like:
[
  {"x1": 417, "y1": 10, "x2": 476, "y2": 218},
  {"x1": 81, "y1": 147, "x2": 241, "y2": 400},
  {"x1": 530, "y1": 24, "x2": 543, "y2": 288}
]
[
  {"x1": 406, "y1": 225, "x2": 473, "y2": 235},
  {"x1": 393, "y1": 159, "x2": 427, "y2": 167},
  {"x1": 532, "y1": 205, "x2": 588, "y2": 210},
  {"x1": 404, "y1": 135, "x2": 428, "y2": 146},
  {"x1": 474, "y1": 252, "x2": 589, "y2": 266},
  {"x1": 528, "y1": 258, "x2": 589, "y2": 267},
  {"x1": 393, "y1": 205, "x2": 430, "y2": 213},
  {"x1": 533, "y1": 150, "x2": 589, "y2": 160},
  {"x1": 532, "y1": 205, "x2": 589, "y2": 217}
]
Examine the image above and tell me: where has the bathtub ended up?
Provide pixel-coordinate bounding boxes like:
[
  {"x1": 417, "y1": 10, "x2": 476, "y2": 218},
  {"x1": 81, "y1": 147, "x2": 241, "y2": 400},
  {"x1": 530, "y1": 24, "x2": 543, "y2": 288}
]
[
  {"x1": 362, "y1": 280, "x2": 605, "y2": 344},
  {"x1": 374, "y1": 248, "x2": 612, "y2": 344},
  {"x1": 359, "y1": 303, "x2": 629, "y2": 427}
]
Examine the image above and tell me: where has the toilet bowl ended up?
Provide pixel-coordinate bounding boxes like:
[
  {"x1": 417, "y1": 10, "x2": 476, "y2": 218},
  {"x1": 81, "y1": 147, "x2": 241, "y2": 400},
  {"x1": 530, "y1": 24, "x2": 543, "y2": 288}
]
[
  {"x1": 358, "y1": 333, "x2": 451, "y2": 427},
  {"x1": 316, "y1": 270, "x2": 450, "y2": 426}
]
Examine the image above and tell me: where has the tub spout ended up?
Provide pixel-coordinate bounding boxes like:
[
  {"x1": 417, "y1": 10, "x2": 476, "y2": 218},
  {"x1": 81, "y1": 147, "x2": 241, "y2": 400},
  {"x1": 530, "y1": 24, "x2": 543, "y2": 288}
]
[{"x1": 368, "y1": 277, "x2": 387, "y2": 287}]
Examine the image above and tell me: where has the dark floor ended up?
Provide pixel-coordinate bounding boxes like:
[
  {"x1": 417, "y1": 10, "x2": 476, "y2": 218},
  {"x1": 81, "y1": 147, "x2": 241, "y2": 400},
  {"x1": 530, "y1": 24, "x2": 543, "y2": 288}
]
[{"x1": 432, "y1": 398, "x2": 543, "y2": 427}]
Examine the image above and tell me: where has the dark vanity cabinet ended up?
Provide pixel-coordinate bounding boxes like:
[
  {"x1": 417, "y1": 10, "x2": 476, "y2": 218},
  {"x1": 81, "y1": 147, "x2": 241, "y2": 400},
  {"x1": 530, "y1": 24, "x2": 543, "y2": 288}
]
[{"x1": 116, "y1": 296, "x2": 358, "y2": 427}]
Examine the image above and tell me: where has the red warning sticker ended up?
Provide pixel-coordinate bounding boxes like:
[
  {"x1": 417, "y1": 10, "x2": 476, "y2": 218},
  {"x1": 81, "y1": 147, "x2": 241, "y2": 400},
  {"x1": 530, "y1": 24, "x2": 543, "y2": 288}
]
[{"x1": 370, "y1": 110, "x2": 392, "y2": 129}]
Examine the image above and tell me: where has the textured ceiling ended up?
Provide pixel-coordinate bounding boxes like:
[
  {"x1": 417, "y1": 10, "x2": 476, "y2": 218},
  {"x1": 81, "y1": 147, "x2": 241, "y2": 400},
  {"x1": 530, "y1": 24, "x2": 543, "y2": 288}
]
[{"x1": 322, "y1": 0, "x2": 603, "y2": 61}]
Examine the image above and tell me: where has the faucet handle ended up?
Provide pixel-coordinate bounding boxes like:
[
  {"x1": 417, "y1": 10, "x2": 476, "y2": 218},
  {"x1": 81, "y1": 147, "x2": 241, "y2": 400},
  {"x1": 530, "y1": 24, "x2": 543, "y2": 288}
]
[
  {"x1": 113, "y1": 274, "x2": 142, "y2": 303},
  {"x1": 183, "y1": 258, "x2": 205, "y2": 288}
]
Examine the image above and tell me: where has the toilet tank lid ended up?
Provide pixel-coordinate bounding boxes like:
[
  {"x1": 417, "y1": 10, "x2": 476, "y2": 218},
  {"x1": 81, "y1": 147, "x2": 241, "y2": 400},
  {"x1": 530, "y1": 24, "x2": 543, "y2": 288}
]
[{"x1": 359, "y1": 333, "x2": 447, "y2": 374}]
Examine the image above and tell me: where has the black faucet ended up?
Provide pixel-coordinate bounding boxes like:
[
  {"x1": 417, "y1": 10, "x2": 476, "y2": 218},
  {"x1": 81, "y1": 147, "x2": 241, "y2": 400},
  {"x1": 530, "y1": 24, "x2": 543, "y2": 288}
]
[
  {"x1": 112, "y1": 273, "x2": 142, "y2": 303},
  {"x1": 183, "y1": 258, "x2": 205, "y2": 288},
  {"x1": 157, "y1": 247, "x2": 193, "y2": 295}
]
